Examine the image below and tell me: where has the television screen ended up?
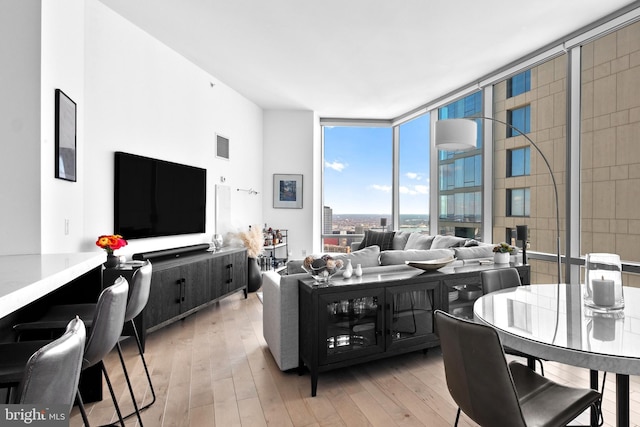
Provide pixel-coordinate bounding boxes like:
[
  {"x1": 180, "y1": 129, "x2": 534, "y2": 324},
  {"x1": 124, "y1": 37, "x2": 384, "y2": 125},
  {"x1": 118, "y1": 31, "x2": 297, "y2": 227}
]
[{"x1": 114, "y1": 152, "x2": 206, "y2": 239}]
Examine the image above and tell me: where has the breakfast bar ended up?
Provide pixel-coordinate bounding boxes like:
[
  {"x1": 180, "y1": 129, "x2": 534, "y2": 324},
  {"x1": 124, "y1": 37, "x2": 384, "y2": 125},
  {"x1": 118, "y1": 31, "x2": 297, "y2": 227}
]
[
  {"x1": 0, "y1": 252, "x2": 106, "y2": 319},
  {"x1": 0, "y1": 252, "x2": 106, "y2": 402}
]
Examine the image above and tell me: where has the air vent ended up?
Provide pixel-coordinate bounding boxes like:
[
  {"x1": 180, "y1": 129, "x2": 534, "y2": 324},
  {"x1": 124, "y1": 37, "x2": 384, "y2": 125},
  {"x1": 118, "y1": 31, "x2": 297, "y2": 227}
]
[{"x1": 216, "y1": 134, "x2": 230, "y2": 160}]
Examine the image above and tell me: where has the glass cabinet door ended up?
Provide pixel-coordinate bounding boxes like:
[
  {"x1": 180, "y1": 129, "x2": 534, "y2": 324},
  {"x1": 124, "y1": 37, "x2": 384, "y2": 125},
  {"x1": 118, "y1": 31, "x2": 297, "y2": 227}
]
[
  {"x1": 386, "y1": 284, "x2": 436, "y2": 350},
  {"x1": 319, "y1": 289, "x2": 385, "y2": 364}
]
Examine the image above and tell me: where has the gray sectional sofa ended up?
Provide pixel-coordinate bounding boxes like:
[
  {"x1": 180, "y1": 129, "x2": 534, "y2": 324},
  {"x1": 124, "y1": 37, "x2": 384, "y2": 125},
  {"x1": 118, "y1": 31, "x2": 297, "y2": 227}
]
[{"x1": 262, "y1": 231, "x2": 496, "y2": 371}]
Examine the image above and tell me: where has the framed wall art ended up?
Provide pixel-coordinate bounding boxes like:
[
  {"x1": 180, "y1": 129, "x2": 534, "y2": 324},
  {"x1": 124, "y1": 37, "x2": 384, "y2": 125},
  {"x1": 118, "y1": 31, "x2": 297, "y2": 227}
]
[
  {"x1": 273, "y1": 174, "x2": 303, "y2": 209},
  {"x1": 55, "y1": 89, "x2": 77, "y2": 181}
]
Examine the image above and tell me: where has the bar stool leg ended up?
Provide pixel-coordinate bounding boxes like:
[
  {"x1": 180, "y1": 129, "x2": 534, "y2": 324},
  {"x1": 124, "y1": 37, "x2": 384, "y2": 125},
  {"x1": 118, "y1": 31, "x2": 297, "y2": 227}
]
[{"x1": 115, "y1": 341, "x2": 144, "y2": 426}]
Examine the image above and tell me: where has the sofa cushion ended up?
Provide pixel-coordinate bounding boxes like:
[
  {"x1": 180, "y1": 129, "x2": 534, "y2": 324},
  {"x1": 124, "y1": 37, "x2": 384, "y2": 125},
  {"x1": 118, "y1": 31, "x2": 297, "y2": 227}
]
[
  {"x1": 358, "y1": 230, "x2": 395, "y2": 251},
  {"x1": 333, "y1": 245, "x2": 381, "y2": 268},
  {"x1": 379, "y1": 248, "x2": 455, "y2": 266},
  {"x1": 430, "y1": 235, "x2": 468, "y2": 249},
  {"x1": 392, "y1": 231, "x2": 412, "y2": 250},
  {"x1": 453, "y1": 244, "x2": 495, "y2": 260},
  {"x1": 404, "y1": 233, "x2": 435, "y2": 250}
]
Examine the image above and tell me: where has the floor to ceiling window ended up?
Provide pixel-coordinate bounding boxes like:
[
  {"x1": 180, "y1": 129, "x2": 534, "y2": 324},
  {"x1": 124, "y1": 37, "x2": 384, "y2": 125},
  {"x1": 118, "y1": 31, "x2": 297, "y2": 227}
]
[
  {"x1": 581, "y1": 21, "x2": 640, "y2": 286},
  {"x1": 437, "y1": 92, "x2": 483, "y2": 239},
  {"x1": 493, "y1": 56, "x2": 567, "y2": 284},
  {"x1": 317, "y1": 7, "x2": 640, "y2": 288},
  {"x1": 398, "y1": 114, "x2": 430, "y2": 233},
  {"x1": 322, "y1": 126, "x2": 392, "y2": 252}
]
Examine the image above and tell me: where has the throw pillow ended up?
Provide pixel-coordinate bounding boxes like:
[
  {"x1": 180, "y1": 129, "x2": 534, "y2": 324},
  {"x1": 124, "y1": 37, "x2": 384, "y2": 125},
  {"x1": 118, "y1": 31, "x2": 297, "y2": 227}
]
[
  {"x1": 430, "y1": 235, "x2": 467, "y2": 249},
  {"x1": 453, "y1": 245, "x2": 494, "y2": 260},
  {"x1": 392, "y1": 231, "x2": 412, "y2": 250},
  {"x1": 404, "y1": 233, "x2": 435, "y2": 250},
  {"x1": 333, "y1": 245, "x2": 381, "y2": 268},
  {"x1": 358, "y1": 230, "x2": 395, "y2": 251},
  {"x1": 464, "y1": 239, "x2": 479, "y2": 247}
]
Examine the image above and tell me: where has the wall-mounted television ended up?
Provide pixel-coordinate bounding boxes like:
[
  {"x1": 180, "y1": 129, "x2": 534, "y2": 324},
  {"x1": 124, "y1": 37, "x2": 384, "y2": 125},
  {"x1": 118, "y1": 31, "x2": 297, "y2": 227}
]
[{"x1": 114, "y1": 152, "x2": 206, "y2": 239}]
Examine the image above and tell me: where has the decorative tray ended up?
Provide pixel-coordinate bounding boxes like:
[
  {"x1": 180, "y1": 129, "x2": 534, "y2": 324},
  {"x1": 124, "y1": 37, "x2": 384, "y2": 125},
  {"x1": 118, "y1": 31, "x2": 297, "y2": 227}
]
[{"x1": 405, "y1": 256, "x2": 456, "y2": 271}]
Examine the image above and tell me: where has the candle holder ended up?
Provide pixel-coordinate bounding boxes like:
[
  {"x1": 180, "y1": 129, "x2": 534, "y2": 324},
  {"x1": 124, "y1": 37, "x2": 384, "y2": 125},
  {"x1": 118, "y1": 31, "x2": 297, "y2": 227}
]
[{"x1": 584, "y1": 253, "x2": 624, "y2": 312}]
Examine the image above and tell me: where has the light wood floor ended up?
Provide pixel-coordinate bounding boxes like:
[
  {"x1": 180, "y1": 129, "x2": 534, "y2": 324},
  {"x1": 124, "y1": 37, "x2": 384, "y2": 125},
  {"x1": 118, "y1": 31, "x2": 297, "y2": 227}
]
[{"x1": 70, "y1": 291, "x2": 640, "y2": 427}]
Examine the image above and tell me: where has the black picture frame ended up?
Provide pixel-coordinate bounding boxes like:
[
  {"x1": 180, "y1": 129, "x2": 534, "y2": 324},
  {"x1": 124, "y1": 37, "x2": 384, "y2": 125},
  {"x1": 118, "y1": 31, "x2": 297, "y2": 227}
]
[{"x1": 55, "y1": 89, "x2": 77, "y2": 182}]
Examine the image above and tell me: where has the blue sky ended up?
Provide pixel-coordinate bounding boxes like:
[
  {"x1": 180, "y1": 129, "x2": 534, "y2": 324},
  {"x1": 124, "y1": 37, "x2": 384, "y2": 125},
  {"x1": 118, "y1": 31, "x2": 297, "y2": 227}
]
[{"x1": 323, "y1": 114, "x2": 430, "y2": 215}]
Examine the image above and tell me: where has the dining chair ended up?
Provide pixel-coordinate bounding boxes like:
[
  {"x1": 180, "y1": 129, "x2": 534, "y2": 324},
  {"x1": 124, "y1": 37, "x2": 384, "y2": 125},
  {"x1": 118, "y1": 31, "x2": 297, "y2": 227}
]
[
  {"x1": 435, "y1": 310, "x2": 601, "y2": 427},
  {"x1": 10, "y1": 316, "x2": 85, "y2": 415},
  {"x1": 481, "y1": 268, "x2": 545, "y2": 375},
  {"x1": 14, "y1": 261, "x2": 154, "y2": 423}
]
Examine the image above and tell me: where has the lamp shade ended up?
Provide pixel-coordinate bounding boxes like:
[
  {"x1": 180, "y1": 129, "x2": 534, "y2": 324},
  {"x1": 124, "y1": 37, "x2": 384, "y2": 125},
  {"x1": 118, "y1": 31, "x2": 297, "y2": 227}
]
[{"x1": 435, "y1": 119, "x2": 477, "y2": 151}]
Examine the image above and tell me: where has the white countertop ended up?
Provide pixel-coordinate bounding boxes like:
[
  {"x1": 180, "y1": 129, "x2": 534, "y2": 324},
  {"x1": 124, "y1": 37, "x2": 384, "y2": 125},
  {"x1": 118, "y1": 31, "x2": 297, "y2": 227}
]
[{"x1": 0, "y1": 252, "x2": 106, "y2": 319}]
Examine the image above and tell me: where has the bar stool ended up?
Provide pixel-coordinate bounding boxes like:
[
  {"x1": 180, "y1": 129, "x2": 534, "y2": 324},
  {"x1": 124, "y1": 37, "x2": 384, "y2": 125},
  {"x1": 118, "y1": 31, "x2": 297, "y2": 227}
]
[
  {"x1": 2, "y1": 316, "x2": 86, "y2": 415},
  {"x1": 1, "y1": 277, "x2": 129, "y2": 426},
  {"x1": 15, "y1": 261, "x2": 154, "y2": 422}
]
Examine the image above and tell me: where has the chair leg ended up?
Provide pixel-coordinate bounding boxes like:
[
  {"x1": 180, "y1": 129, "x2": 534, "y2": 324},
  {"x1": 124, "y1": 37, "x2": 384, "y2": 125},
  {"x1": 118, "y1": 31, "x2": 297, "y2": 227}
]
[
  {"x1": 100, "y1": 362, "x2": 126, "y2": 427},
  {"x1": 115, "y1": 341, "x2": 144, "y2": 426},
  {"x1": 130, "y1": 320, "x2": 156, "y2": 410},
  {"x1": 76, "y1": 391, "x2": 90, "y2": 427},
  {"x1": 117, "y1": 320, "x2": 156, "y2": 420},
  {"x1": 454, "y1": 407, "x2": 461, "y2": 427}
]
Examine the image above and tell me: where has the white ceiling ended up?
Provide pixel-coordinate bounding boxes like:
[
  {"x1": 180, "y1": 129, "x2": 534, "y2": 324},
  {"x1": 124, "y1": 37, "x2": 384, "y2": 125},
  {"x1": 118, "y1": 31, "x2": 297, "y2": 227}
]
[{"x1": 99, "y1": 0, "x2": 638, "y2": 120}]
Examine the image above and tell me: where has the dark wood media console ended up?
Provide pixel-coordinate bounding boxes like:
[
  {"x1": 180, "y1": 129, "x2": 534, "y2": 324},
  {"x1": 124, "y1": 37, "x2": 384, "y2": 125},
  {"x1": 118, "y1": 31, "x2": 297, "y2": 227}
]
[{"x1": 131, "y1": 246, "x2": 248, "y2": 332}]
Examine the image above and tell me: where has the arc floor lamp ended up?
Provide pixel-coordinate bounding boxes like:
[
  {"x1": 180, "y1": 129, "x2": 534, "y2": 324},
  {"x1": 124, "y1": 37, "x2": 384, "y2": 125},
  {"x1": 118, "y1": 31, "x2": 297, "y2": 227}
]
[{"x1": 434, "y1": 117, "x2": 562, "y2": 285}]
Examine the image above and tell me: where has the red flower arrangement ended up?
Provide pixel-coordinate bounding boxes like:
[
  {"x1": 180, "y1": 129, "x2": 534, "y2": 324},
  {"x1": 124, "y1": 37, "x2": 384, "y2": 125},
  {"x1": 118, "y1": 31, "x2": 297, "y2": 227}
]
[{"x1": 96, "y1": 234, "x2": 128, "y2": 255}]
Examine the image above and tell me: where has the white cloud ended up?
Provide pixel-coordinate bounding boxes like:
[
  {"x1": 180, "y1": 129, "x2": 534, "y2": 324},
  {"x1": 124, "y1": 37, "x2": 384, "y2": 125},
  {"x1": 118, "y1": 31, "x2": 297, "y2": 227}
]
[
  {"x1": 405, "y1": 172, "x2": 420, "y2": 180},
  {"x1": 414, "y1": 185, "x2": 428, "y2": 194},
  {"x1": 371, "y1": 184, "x2": 392, "y2": 193},
  {"x1": 399, "y1": 184, "x2": 429, "y2": 196},
  {"x1": 325, "y1": 160, "x2": 346, "y2": 172}
]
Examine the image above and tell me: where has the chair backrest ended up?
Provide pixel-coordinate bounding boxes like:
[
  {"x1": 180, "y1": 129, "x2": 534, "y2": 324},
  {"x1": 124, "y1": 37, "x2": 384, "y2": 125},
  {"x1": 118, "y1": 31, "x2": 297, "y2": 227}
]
[
  {"x1": 481, "y1": 267, "x2": 522, "y2": 295},
  {"x1": 434, "y1": 310, "x2": 527, "y2": 427},
  {"x1": 17, "y1": 316, "x2": 86, "y2": 413},
  {"x1": 124, "y1": 261, "x2": 152, "y2": 321},
  {"x1": 83, "y1": 276, "x2": 129, "y2": 368}
]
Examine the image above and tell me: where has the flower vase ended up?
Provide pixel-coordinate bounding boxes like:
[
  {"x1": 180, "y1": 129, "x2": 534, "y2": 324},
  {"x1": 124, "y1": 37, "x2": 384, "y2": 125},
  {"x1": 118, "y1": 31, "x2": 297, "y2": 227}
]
[
  {"x1": 104, "y1": 254, "x2": 119, "y2": 268},
  {"x1": 247, "y1": 257, "x2": 262, "y2": 293},
  {"x1": 494, "y1": 252, "x2": 510, "y2": 264}
]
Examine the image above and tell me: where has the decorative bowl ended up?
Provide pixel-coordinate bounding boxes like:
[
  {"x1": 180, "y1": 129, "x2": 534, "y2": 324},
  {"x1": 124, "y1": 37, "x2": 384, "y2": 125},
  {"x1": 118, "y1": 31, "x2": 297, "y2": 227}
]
[
  {"x1": 405, "y1": 255, "x2": 456, "y2": 272},
  {"x1": 302, "y1": 264, "x2": 344, "y2": 283}
]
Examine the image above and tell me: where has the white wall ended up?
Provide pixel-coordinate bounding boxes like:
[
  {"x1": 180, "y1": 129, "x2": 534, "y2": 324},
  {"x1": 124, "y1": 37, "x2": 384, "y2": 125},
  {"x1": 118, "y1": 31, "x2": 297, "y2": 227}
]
[
  {"x1": 0, "y1": 1, "x2": 42, "y2": 255},
  {"x1": 2, "y1": 0, "x2": 265, "y2": 257},
  {"x1": 81, "y1": 1, "x2": 264, "y2": 257},
  {"x1": 263, "y1": 110, "x2": 318, "y2": 258},
  {"x1": 41, "y1": 0, "x2": 86, "y2": 254}
]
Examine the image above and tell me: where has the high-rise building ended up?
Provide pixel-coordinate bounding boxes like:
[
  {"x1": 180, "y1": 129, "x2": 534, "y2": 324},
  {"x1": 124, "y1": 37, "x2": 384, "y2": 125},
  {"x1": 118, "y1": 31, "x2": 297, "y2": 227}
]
[{"x1": 323, "y1": 206, "x2": 333, "y2": 234}]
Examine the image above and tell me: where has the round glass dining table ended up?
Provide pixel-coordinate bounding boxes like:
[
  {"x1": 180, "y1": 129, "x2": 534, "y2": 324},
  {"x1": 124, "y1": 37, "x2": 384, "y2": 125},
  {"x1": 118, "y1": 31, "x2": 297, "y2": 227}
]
[{"x1": 474, "y1": 284, "x2": 640, "y2": 427}]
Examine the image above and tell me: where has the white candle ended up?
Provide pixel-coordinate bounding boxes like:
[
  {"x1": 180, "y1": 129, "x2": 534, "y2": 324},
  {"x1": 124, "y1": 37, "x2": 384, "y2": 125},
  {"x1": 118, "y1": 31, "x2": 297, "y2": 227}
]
[{"x1": 592, "y1": 278, "x2": 615, "y2": 307}]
